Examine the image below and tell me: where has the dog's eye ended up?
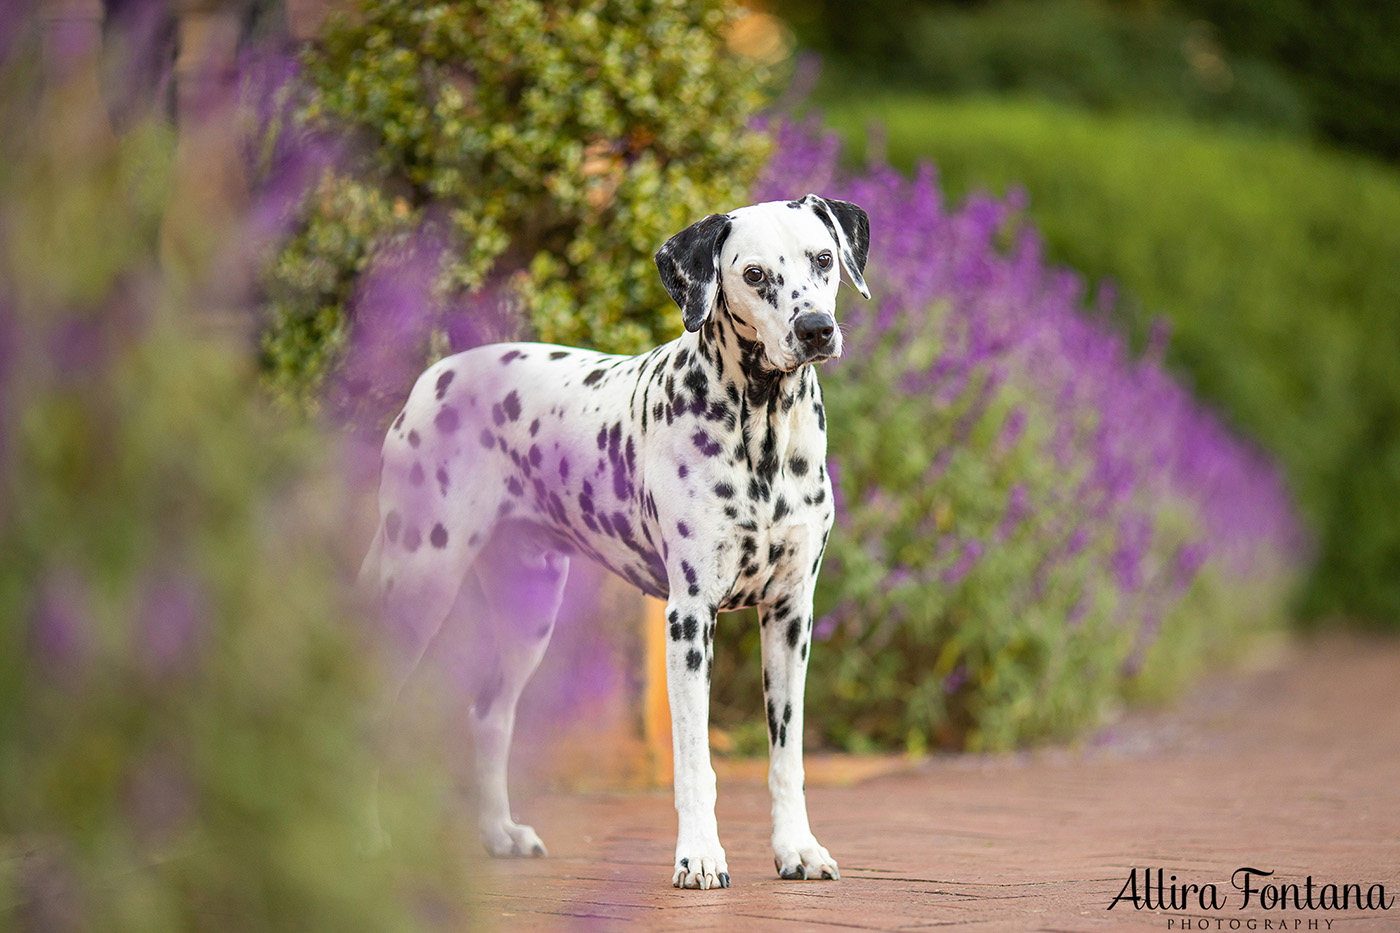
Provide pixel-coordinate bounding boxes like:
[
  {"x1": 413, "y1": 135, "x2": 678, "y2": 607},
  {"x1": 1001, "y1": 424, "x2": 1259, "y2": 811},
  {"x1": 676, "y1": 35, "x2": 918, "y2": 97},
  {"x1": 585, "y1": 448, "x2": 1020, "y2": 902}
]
[
  {"x1": 817, "y1": 251, "x2": 833, "y2": 270},
  {"x1": 743, "y1": 266, "x2": 766, "y2": 285}
]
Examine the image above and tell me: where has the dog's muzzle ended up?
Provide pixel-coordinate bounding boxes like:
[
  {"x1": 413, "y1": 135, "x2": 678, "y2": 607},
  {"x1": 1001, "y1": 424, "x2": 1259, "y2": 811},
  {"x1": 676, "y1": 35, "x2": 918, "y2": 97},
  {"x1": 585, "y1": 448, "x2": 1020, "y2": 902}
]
[{"x1": 794, "y1": 311, "x2": 839, "y2": 361}]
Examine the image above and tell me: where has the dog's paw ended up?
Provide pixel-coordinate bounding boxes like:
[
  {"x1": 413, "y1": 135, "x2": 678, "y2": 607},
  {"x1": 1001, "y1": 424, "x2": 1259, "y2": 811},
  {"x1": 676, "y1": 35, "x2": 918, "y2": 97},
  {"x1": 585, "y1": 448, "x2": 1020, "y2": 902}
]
[
  {"x1": 773, "y1": 834, "x2": 839, "y2": 881},
  {"x1": 672, "y1": 843, "x2": 730, "y2": 890},
  {"x1": 481, "y1": 819, "x2": 547, "y2": 858}
]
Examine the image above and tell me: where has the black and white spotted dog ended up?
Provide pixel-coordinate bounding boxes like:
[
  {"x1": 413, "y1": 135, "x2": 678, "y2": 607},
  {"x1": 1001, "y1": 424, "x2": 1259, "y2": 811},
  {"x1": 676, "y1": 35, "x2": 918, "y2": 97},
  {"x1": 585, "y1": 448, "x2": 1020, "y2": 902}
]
[{"x1": 361, "y1": 194, "x2": 870, "y2": 890}]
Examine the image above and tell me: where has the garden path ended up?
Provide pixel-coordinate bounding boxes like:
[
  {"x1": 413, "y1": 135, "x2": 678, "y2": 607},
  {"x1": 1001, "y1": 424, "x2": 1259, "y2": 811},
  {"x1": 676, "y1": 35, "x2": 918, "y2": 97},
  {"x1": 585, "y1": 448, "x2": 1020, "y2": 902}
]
[{"x1": 467, "y1": 634, "x2": 1400, "y2": 931}]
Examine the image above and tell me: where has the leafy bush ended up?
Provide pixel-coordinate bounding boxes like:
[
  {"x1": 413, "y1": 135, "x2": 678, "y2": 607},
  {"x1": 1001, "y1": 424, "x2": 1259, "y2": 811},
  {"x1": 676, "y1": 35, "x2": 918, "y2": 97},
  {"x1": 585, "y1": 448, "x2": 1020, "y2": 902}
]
[
  {"x1": 711, "y1": 123, "x2": 1305, "y2": 752},
  {"x1": 817, "y1": 96, "x2": 1400, "y2": 624},
  {"x1": 777, "y1": 0, "x2": 1308, "y2": 135},
  {"x1": 1176, "y1": 0, "x2": 1400, "y2": 161},
  {"x1": 0, "y1": 44, "x2": 468, "y2": 932},
  {"x1": 261, "y1": 0, "x2": 774, "y2": 415}
]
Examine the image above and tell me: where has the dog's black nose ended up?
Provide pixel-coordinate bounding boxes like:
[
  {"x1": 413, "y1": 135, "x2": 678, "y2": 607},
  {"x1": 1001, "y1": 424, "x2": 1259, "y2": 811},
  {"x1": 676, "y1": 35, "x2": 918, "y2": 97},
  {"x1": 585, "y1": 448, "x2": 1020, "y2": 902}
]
[{"x1": 794, "y1": 312, "x2": 836, "y2": 350}]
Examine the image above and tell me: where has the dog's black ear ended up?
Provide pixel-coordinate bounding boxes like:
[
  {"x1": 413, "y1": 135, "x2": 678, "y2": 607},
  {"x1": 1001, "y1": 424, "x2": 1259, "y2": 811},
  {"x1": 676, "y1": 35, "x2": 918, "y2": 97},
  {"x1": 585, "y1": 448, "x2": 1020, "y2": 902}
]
[
  {"x1": 655, "y1": 212, "x2": 733, "y2": 332},
  {"x1": 804, "y1": 194, "x2": 871, "y2": 299}
]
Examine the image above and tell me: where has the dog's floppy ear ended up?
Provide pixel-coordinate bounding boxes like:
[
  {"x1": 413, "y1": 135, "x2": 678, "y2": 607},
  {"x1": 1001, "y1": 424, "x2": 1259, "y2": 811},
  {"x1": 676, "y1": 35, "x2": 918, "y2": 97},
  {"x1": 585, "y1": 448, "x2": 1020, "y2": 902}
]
[
  {"x1": 655, "y1": 212, "x2": 733, "y2": 332},
  {"x1": 804, "y1": 194, "x2": 871, "y2": 299}
]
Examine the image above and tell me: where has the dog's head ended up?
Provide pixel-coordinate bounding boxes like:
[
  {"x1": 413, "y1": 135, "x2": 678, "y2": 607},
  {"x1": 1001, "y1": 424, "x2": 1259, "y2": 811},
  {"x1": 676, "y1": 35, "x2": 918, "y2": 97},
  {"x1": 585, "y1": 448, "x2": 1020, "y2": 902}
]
[{"x1": 655, "y1": 195, "x2": 871, "y2": 372}]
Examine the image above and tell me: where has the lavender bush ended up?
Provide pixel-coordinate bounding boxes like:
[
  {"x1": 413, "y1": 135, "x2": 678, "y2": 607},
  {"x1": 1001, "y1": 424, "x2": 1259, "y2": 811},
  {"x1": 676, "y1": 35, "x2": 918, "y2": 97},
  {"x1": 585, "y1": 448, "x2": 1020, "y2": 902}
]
[
  {"x1": 0, "y1": 15, "x2": 477, "y2": 929},
  {"x1": 713, "y1": 121, "x2": 1306, "y2": 752}
]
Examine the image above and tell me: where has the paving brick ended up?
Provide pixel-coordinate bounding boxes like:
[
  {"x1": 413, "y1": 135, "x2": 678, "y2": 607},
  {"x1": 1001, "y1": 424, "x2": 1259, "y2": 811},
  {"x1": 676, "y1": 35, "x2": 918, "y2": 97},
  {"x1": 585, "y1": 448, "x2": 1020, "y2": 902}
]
[{"x1": 465, "y1": 635, "x2": 1400, "y2": 931}]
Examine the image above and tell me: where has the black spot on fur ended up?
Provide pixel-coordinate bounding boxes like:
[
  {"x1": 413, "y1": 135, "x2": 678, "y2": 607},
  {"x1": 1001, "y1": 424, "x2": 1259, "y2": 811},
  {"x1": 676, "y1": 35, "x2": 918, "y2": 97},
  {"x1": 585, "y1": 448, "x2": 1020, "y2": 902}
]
[
  {"x1": 479, "y1": 429, "x2": 494, "y2": 448},
  {"x1": 559, "y1": 457, "x2": 570, "y2": 481},
  {"x1": 597, "y1": 426, "x2": 608, "y2": 450},
  {"x1": 507, "y1": 477, "x2": 524, "y2": 496},
  {"x1": 435, "y1": 406, "x2": 460, "y2": 433},
  {"x1": 790, "y1": 456, "x2": 809, "y2": 476},
  {"x1": 530, "y1": 418, "x2": 540, "y2": 436},
  {"x1": 436, "y1": 465, "x2": 449, "y2": 495},
  {"x1": 693, "y1": 431, "x2": 722, "y2": 457},
  {"x1": 714, "y1": 481, "x2": 734, "y2": 499},
  {"x1": 407, "y1": 429, "x2": 420, "y2": 448},
  {"x1": 686, "y1": 649, "x2": 703, "y2": 672},
  {"x1": 786, "y1": 619, "x2": 801, "y2": 648},
  {"x1": 608, "y1": 423, "x2": 622, "y2": 462},
  {"x1": 683, "y1": 367, "x2": 708, "y2": 402},
  {"x1": 491, "y1": 404, "x2": 505, "y2": 426},
  {"x1": 549, "y1": 350, "x2": 570, "y2": 360},
  {"x1": 435, "y1": 370, "x2": 455, "y2": 399},
  {"x1": 476, "y1": 668, "x2": 503, "y2": 717},
  {"x1": 502, "y1": 391, "x2": 522, "y2": 421},
  {"x1": 403, "y1": 526, "x2": 422, "y2": 553},
  {"x1": 430, "y1": 523, "x2": 448, "y2": 548},
  {"x1": 676, "y1": 521, "x2": 690, "y2": 538},
  {"x1": 583, "y1": 369, "x2": 605, "y2": 386},
  {"x1": 677, "y1": 463, "x2": 689, "y2": 479},
  {"x1": 773, "y1": 496, "x2": 790, "y2": 521},
  {"x1": 529, "y1": 445, "x2": 543, "y2": 467}
]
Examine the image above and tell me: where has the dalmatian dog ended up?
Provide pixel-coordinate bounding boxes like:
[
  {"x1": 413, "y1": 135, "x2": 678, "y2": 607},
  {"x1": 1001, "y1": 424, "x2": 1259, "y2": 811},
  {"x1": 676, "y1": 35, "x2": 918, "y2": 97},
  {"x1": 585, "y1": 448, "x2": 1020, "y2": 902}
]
[{"x1": 360, "y1": 194, "x2": 870, "y2": 890}]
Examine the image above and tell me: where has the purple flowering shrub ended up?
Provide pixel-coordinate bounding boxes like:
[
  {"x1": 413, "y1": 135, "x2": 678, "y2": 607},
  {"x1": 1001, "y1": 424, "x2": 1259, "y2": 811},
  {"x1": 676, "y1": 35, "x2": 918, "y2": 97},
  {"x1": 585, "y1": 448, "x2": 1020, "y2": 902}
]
[
  {"x1": 714, "y1": 122, "x2": 1307, "y2": 752},
  {"x1": 0, "y1": 30, "x2": 476, "y2": 930}
]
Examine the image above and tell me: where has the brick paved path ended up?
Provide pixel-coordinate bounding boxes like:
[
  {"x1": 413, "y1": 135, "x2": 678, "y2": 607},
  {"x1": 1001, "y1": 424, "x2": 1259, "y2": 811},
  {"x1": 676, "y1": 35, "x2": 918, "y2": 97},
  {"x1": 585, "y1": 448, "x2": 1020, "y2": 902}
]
[{"x1": 469, "y1": 635, "x2": 1400, "y2": 931}]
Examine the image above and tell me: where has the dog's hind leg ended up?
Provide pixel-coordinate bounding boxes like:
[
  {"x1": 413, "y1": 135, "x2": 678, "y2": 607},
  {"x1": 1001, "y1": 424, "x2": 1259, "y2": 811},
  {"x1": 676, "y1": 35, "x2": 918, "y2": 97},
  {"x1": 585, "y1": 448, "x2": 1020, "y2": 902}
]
[
  {"x1": 363, "y1": 471, "x2": 498, "y2": 850},
  {"x1": 469, "y1": 529, "x2": 569, "y2": 857}
]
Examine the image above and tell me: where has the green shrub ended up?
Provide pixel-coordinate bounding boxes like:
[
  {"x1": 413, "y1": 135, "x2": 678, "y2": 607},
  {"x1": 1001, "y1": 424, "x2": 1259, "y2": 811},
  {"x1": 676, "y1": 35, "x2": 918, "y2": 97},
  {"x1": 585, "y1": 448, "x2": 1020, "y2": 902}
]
[
  {"x1": 820, "y1": 95, "x2": 1400, "y2": 624},
  {"x1": 262, "y1": 0, "x2": 774, "y2": 411},
  {"x1": 1176, "y1": 0, "x2": 1400, "y2": 161},
  {"x1": 778, "y1": 0, "x2": 1308, "y2": 135}
]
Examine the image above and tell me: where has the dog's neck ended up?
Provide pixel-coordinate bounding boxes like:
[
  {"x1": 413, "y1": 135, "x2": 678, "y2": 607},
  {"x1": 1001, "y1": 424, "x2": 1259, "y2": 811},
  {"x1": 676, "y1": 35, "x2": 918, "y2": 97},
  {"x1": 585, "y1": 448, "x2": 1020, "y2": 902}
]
[{"x1": 683, "y1": 298, "x2": 821, "y2": 481}]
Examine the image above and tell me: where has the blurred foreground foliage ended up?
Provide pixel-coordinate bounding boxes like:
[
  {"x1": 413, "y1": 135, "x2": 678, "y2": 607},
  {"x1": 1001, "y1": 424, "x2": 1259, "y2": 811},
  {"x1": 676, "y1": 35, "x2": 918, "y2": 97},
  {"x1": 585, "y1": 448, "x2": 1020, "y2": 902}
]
[
  {"x1": 263, "y1": 0, "x2": 774, "y2": 414},
  {"x1": 0, "y1": 58, "x2": 468, "y2": 933},
  {"x1": 821, "y1": 96, "x2": 1400, "y2": 625}
]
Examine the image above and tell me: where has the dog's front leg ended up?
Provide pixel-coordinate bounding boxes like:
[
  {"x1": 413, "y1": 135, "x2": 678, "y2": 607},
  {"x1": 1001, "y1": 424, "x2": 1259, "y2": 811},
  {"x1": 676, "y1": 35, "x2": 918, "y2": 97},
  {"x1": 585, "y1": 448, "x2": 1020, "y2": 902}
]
[
  {"x1": 758, "y1": 585, "x2": 839, "y2": 881},
  {"x1": 663, "y1": 599, "x2": 729, "y2": 889}
]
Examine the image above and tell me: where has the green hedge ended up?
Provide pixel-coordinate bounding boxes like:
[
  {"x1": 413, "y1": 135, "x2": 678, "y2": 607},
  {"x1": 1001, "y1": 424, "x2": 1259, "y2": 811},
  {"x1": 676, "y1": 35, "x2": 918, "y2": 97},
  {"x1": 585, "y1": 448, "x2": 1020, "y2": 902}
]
[
  {"x1": 777, "y1": 0, "x2": 1308, "y2": 135},
  {"x1": 1176, "y1": 0, "x2": 1400, "y2": 161},
  {"x1": 820, "y1": 95, "x2": 1400, "y2": 624}
]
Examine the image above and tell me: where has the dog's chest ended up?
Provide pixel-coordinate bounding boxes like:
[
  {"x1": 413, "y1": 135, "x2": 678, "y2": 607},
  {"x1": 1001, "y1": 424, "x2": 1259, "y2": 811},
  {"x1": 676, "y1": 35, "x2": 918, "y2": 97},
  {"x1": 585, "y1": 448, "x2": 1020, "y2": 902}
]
[{"x1": 704, "y1": 456, "x2": 833, "y2": 610}]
